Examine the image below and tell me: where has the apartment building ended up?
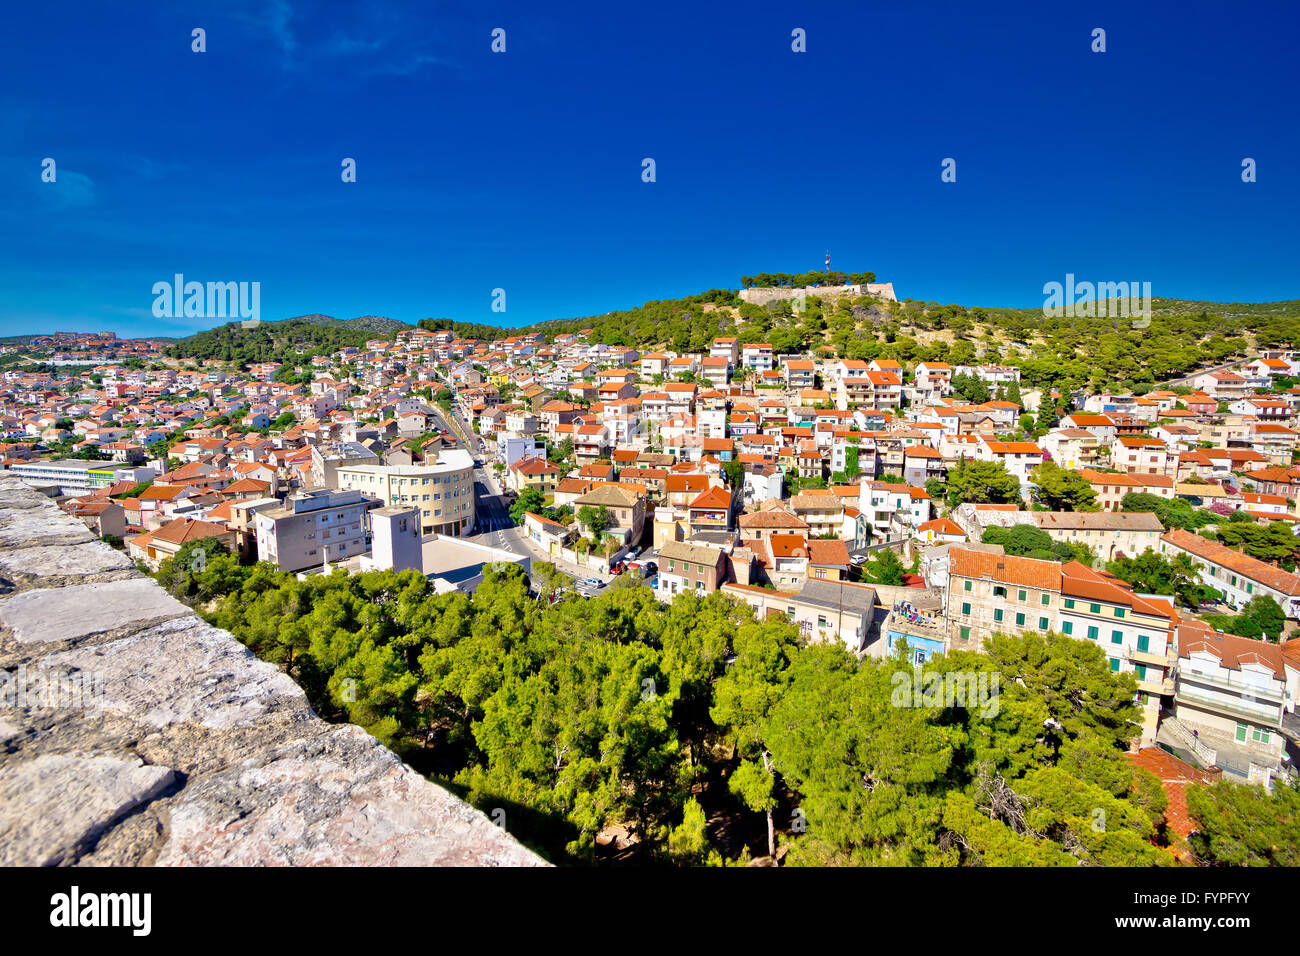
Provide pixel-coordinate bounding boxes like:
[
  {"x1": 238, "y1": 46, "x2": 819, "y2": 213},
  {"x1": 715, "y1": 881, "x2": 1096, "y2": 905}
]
[
  {"x1": 1080, "y1": 469, "x2": 1175, "y2": 511},
  {"x1": 944, "y1": 546, "x2": 1176, "y2": 743},
  {"x1": 945, "y1": 548, "x2": 1062, "y2": 653},
  {"x1": 1160, "y1": 528, "x2": 1300, "y2": 619},
  {"x1": 958, "y1": 508, "x2": 1166, "y2": 562},
  {"x1": 1057, "y1": 562, "x2": 1177, "y2": 744},
  {"x1": 1172, "y1": 620, "x2": 1299, "y2": 786},
  {"x1": 254, "y1": 488, "x2": 379, "y2": 573},
  {"x1": 5, "y1": 458, "x2": 134, "y2": 495},
  {"x1": 335, "y1": 449, "x2": 476, "y2": 537}
]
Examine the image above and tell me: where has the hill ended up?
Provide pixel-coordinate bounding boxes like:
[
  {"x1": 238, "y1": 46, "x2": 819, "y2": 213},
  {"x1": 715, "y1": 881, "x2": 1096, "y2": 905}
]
[
  {"x1": 283, "y1": 314, "x2": 414, "y2": 335},
  {"x1": 161, "y1": 271, "x2": 1300, "y2": 395},
  {"x1": 165, "y1": 316, "x2": 406, "y2": 365}
]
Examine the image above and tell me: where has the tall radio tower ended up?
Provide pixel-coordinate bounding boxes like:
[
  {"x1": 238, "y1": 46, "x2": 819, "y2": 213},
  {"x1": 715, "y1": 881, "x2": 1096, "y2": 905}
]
[{"x1": 825, "y1": 250, "x2": 830, "y2": 275}]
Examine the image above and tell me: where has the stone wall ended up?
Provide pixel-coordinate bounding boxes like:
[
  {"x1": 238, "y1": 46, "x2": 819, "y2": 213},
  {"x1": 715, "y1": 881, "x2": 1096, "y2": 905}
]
[
  {"x1": 0, "y1": 475, "x2": 545, "y2": 866},
  {"x1": 738, "y1": 283, "x2": 897, "y2": 306}
]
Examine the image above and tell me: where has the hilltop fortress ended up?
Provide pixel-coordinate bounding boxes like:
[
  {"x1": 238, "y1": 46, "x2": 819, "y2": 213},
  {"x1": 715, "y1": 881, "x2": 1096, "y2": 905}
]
[{"x1": 738, "y1": 282, "x2": 898, "y2": 306}]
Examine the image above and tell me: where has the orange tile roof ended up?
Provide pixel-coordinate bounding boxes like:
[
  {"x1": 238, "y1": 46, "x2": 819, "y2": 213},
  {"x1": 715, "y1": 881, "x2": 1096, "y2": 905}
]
[{"x1": 1163, "y1": 528, "x2": 1300, "y2": 596}]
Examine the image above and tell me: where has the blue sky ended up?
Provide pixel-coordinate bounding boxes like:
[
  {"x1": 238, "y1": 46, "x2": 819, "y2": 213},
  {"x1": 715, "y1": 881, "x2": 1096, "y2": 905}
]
[{"x1": 1, "y1": 0, "x2": 1297, "y2": 338}]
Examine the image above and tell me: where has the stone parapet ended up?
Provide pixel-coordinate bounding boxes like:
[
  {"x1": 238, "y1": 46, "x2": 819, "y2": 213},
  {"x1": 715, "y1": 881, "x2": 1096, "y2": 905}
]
[{"x1": 0, "y1": 476, "x2": 545, "y2": 867}]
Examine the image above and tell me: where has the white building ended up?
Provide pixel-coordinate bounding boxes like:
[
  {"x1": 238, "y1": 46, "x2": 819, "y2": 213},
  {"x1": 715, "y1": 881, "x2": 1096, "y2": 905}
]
[{"x1": 336, "y1": 448, "x2": 477, "y2": 537}]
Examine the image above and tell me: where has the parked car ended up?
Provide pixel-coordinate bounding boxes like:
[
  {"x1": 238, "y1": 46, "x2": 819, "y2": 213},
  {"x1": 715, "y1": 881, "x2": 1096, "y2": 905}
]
[{"x1": 850, "y1": 553, "x2": 869, "y2": 566}]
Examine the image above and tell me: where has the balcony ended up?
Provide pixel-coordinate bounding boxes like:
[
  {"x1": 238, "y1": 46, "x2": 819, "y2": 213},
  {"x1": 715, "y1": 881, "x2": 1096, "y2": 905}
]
[
  {"x1": 1137, "y1": 676, "x2": 1175, "y2": 696},
  {"x1": 1176, "y1": 684, "x2": 1283, "y2": 725},
  {"x1": 1179, "y1": 669, "x2": 1287, "y2": 704},
  {"x1": 1127, "y1": 646, "x2": 1172, "y2": 668}
]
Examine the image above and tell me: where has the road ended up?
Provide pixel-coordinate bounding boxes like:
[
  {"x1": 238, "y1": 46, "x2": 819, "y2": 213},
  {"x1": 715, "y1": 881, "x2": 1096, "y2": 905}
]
[{"x1": 426, "y1": 373, "x2": 649, "y2": 592}]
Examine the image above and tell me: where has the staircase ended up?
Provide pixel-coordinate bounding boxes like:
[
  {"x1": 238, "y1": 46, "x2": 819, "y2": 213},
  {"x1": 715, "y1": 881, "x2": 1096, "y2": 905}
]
[{"x1": 1160, "y1": 715, "x2": 1218, "y2": 768}]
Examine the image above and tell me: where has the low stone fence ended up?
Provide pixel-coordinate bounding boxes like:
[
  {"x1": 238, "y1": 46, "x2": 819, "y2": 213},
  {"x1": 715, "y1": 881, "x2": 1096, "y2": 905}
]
[{"x1": 0, "y1": 476, "x2": 545, "y2": 866}]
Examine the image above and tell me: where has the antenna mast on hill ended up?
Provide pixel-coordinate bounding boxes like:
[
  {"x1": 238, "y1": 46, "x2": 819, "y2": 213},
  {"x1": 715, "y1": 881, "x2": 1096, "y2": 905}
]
[{"x1": 825, "y1": 250, "x2": 830, "y2": 275}]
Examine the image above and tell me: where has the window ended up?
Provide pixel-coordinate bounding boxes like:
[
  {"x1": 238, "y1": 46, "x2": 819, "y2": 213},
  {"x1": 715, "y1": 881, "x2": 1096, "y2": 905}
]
[
  {"x1": 1109, "y1": 658, "x2": 1120, "y2": 672},
  {"x1": 1111, "y1": 630, "x2": 1123, "y2": 645},
  {"x1": 1252, "y1": 726, "x2": 1270, "y2": 744},
  {"x1": 961, "y1": 602, "x2": 971, "y2": 616},
  {"x1": 1064, "y1": 598, "x2": 1075, "y2": 609},
  {"x1": 1018, "y1": 589, "x2": 1027, "y2": 602},
  {"x1": 1135, "y1": 664, "x2": 1146, "y2": 681},
  {"x1": 994, "y1": 609, "x2": 1004, "y2": 622},
  {"x1": 1041, "y1": 593, "x2": 1050, "y2": 606},
  {"x1": 1087, "y1": 626, "x2": 1098, "y2": 640},
  {"x1": 1062, "y1": 621, "x2": 1073, "y2": 635},
  {"x1": 1039, "y1": 617, "x2": 1049, "y2": 630},
  {"x1": 1235, "y1": 722, "x2": 1248, "y2": 743},
  {"x1": 1137, "y1": 634, "x2": 1150, "y2": 653},
  {"x1": 959, "y1": 626, "x2": 970, "y2": 641},
  {"x1": 1089, "y1": 603, "x2": 1101, "y2": 614},
  {"x1": 994, "y1": 586, "x2": 1007, "y2": 598},
  {"x1": 964, "y1": 580, "x2": 972, "y2": 592},
  {"x1": 1114, "y1": 608, "x2": 1125, "y2": 618},
  {"x1": 1015, "y1": 613, "x2": 1025, "y2": 626}
]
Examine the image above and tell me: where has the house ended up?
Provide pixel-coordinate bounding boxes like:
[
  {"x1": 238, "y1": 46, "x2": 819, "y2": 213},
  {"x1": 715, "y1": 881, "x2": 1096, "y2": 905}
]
[
  {"x1": 655, "y1": 540, "x2": 729, "y2": 601},
  {"x1": 741, "y1": 343, "x2": 774, "y2": 374},
  {"x1": 507, "y1": 455, "x2": 561, "y2": 495},
  {"x1": 522, "y1": 511, "x2": 572, "y2": 557},
  {"x1": 722, "y1": 579, "x2": 878, "y2": 652},
  {"x1": 1112, "y1": 435, "x2": 1171, "y2": 476},
  {"x1": 62, "y1": 498, "x2": 127, "y2": 538},
  {"x1": 783, "y1": 359, "x2": 816, "y2": 390},
  {"x1": 128, "y1": 516, "x2": 236, "y2": 570},
  {"x1": 915, "y1": 517, "x2": 967, "y2": 545},
  {"x1": 687, "y1": 485, "x2": 736, "y2": 535},
  {"x1": 573, "y1": 483, "x2": 646, "y2": 546},
  {"x1": 807, "y1": 538, "x2": 851, "y2": 582}
]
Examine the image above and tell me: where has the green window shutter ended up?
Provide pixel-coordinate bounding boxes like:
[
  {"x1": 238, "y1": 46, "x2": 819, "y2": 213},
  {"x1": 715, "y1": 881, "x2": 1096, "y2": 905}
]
[
  {"x1": 1039, "y1": 617, "x2": 1049, "y2": 630},
  {"x1": 1041, "y1": 593, "x2": 1050, "y2": 605},
  {"x1": 1090, "y1": 603, "x2": 1101, "y2": 614},
  {"x1": 1115, "y1": 608, "x2": 1125, "y2": 618},
  {"x1": 1111, "y1": 630, "x2": 1123, "y2": 644},
  {"x1": 1018, "y1": 589, "x2": 1026, "y2": 601},
  {"x1": 1064, "y1": 599, "x2": 1075, "y2": 609},
  {"x1": 1136, "y1": 664, "x2": 1146, "y2": 680},
  {"x1": 1109, "y1": 658, "x2": 1120, "y2": 672},
  {"x1": 1137, "y1": 634, "x2": 1150, "y2": 652},
  {"x1": 1062, "y1": 621, "x2": 1073, "y2": 635},
  {"x1": 1015, "y1": 613, "x2": 1025, "y2": 626},
  {"x1": 994, "y1": 608, "x2": 1004, "y2": 622},
  {"x1": 1235, "y1": 723, "x2": 1248, "y2": 742},
  {"x1": 960, "y1": 626, "x2": 971, "y2": 641},
  {"x1": 961, "y1": 602, "x2": 971, "y2": 615},
  {"x1": 964, "y1": 580, "x2": 972, "y2": 591},
  {"x1": 1087, "y1": 626, "x2": 1098, "y2": 640}
]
